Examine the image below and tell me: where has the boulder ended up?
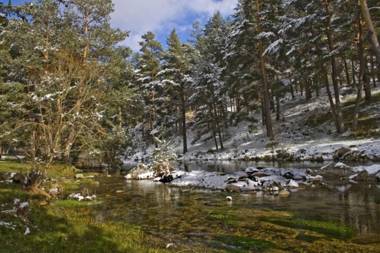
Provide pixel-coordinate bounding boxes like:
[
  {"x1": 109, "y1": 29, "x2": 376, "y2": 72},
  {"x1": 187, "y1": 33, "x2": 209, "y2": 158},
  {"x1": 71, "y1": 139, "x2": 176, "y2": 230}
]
[
  {"x1": 225, "y1": 184, "x2": 241, "y2": 193},
  {"x1": 334, "y1": 162, "x2": 352, "y2": 170},
  {"x1": 279, "y1": 190, "x2": 290, "y2": 197},
  {"x1": 333, "y1": 147, "x2": 351, "y2": 161},
  {"x1": 287, "y1": 179, "x2": 299, "y2": 188},
  {"x1": 351, "y1": 171, "x2": 369, "y2": 182},
  {"x1": 159, "y1": 175, "x2": 174, "y2": 184},
  {"x1": 283, "y1": 172, "x2": 294, "y2": 180}
]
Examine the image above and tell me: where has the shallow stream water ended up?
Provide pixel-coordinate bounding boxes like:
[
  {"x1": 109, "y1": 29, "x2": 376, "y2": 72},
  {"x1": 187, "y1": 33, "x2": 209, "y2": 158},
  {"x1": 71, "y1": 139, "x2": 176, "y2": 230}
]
[{"x1": 88, "y1": 161, "x2": 380, "y2": 251}]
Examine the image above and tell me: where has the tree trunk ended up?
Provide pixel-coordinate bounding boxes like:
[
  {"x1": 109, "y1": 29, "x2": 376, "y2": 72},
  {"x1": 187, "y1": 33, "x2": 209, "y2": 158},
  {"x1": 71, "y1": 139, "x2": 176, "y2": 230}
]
[
  {"x1": 359, "y1": 0, "x2": 380, "y2": 69},
  {"x1": 209, "y1": 105, "x2": 219, "y2": 151},
  {"x1": 256, "y1": 0, "x2": 274, "y2": 140},
  {"x1": 180, "y1": 85, "x2": 188, "y2": 154},
  {"x1": 324, "y1": 70, "x2": 340, "y2": 131},
  {"x1": 275, "y1": 96, "x2": 280, "y2": 121},
  {"x1": 353, "y1": 12, "x2": 366, "y2": 130},
  {"x1": 351, "y1": 58, "x2": 357, "y2": 88},
  {"x1": 305, "y1": 79, "x2": 312, "y2": 101},
  {"x1": 343, "y1": 57, "x2": 351, "y2": 86},
  {"x1": 371, "y1": 55, "x2": 377, "y2": 87},
  {"x1": 323, "y1": 0, "x2": 344, "y2": 133}
]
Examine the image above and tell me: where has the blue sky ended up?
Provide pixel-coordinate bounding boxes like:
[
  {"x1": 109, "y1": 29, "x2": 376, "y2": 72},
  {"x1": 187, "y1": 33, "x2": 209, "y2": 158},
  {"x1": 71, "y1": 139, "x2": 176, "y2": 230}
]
[{"x1": 7, "y1": 0, "x2": 237, "y2": 50}]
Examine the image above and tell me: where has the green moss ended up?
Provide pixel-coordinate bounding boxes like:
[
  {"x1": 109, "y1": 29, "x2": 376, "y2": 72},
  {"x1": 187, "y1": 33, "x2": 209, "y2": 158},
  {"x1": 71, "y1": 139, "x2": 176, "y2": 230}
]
[
  {"x1": 208, "y1": 211, "x2": 239, "y2": 226},
  {"x1": 211, "y1": 235, "x2": 274, "y2": 252},
  {"x1": 263, "y1": 217, "x2": 353, "y2": 240},
  {"x1": 52, "y1": 200, "x2": 103, "y2": 208}
]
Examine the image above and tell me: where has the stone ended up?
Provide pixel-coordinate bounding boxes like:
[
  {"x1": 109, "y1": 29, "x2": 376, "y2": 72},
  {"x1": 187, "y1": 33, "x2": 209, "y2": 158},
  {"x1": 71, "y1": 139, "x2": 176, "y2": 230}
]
[
  {"x1": 49, "y1": 188, "x2": 59, "y2": 196},
  {"x1": 12, "y1": 173, "x2": 26, "y2": 184},
  {"x1": 225, "y1": 184, "x2": 241, "y2": 193},
  {"x1": 159, "y1": 175, "x2": 174, "y2": 184},
  {"x1": 75, "y1": 174, "x2": 85, "y2": 179},
  {"x1": 225, "y1": 177, "x2": 238, "y2": 184},
  {"x1": 166, "y1": 243, "x2": 175, "y2": 249},
  {"x1": 334, "y1": 162, "x2": 352, "y2": 170},
  {"x1": 352, "y1": 171, "x2": 369, "y2": 182},
  {"x1": 283, "y1": 172, "x2": 294, "y2": 180},
  {"x1": 287, "y1": 180, "x2": 299, "y2": 188},
  {"x1": 376, "y1": 172, "x2": 380, "y2": 183},
  {"x1": 333, "y1": 147, "x2": 351, "y2": 160},
  {"x1": 279, "y1": 190, "x2": 290, "y2": 197}
]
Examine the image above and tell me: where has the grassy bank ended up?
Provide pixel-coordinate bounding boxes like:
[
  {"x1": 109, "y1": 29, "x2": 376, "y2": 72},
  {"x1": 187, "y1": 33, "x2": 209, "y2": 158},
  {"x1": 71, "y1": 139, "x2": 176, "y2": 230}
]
[{"x1": 0, "y1": 161, "x2": 169, "y2": 253}]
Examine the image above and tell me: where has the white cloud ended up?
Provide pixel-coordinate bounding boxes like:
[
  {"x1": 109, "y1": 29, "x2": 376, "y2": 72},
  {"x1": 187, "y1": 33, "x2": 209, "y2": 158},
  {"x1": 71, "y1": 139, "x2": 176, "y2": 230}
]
[{"x1": 111, "y1": 0, "x2": 237, "y2": 50}]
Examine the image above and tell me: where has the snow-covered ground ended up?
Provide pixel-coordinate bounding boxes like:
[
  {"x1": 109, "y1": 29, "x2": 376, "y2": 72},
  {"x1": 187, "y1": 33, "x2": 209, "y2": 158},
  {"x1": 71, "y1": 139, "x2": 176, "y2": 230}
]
[
  {"x1": 126, "y1": 88, "x2": 380, "y2": 163},
  {"x1": 125, "y1": 161, "x2": 379, "y2": 193},
  {"x1": 125, "y1": 165, "x2": 324, "y2": 193}
]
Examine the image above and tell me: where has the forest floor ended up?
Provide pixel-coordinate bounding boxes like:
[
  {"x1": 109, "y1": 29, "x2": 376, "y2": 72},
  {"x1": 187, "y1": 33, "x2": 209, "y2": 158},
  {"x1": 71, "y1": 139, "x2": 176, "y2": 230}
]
[{"x1": 170, "y1": 88, "x2": 380, "y2": 163}]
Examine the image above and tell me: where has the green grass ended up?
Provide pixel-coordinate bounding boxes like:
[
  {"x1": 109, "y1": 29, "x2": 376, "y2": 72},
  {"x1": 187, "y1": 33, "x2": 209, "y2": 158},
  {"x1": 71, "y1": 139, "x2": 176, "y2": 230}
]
[
  {"x1": 263, "y1": 217, "x2": 353, "y2": 240},
  {"x1": 0, "y1": 161, "x2": 78, "y2": 178},
  {"x1": 0, "y1": 183, "x2": 169, "y2": 253}
]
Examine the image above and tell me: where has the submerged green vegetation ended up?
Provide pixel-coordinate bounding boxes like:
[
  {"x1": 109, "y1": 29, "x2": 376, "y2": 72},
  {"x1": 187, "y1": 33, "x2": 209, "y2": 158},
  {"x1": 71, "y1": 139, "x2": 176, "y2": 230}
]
[{"x1": 1, "y1": 163, "x2": 380, "y2": 252}]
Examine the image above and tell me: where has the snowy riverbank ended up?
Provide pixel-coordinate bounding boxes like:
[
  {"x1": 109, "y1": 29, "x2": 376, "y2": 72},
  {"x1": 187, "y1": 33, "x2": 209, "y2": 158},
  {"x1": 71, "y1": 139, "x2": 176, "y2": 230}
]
[
  {"x1": 125, "y1": 161, "x2": 380, "y2": 194},
  {"x1": 181, "y1": 138, "x2": 380, "y2": 163}
]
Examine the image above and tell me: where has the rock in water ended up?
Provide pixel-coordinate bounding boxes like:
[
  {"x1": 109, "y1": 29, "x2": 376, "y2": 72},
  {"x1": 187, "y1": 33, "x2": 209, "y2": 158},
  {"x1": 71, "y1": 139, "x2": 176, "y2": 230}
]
[
  {"x1": 279, "y1": 190, "x2": 290, "y2": 197},
  {"x1": 75, "y1": 174, "x2": 85, "y2": 179},
  {"x1": 287, "y1": 180, "x2": 299, "y2": 188},
  {"x1": 166, "y1": 243, "x2": 175, "y2": 249},
  {"x1": 334, "y1": 162, "x2": 352, "y2": 170},
  {"x1": 283, "y1": 172, "x2": 294, "y2": 180},
  {"x1": 225, "y1": 184, "x2": 241, "y2": 193},
  {"x1": 159, "y1": 175, "x2": 174, "y2": 184},
  {"x1": 333, "y1": 147, "x2": 351, "y2": 160},
  {"x1": 352, "y1": 171, "x2": 369, "y2": 182},
  {"x1": 376, "y1": 172, "x2": 380, "y2": 183}
]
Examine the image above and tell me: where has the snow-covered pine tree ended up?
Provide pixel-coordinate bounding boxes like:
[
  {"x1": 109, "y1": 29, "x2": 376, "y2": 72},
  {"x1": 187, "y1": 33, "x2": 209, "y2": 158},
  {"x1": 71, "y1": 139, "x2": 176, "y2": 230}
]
[
  {"x1": 135, "y1": 32, "x2": 164, "y2": 142},
  {"x1": 0, "y1": 0, "x2": 132, "y2": 166},
  {"x1": 159, "y1": 30, "x2": 193, "y2": 154},
  {"x1": 191, "y1": 12, "x2": 228, "y2": 151}
]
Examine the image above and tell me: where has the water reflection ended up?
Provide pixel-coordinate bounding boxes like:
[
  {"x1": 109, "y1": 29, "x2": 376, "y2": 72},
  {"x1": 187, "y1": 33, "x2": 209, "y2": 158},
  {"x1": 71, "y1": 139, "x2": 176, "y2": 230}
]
[
  {"x1": 89, "y1": 161, "x2": 380, "y2": 250},
  {"x1": 93, "y1": 176, "x2": 380, "y2": 238}
]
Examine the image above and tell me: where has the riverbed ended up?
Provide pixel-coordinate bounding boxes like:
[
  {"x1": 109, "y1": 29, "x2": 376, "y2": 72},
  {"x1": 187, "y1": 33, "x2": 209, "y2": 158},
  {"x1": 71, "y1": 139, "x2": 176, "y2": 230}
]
[{"x1": 88, "y1": 161, "x2": 380, "y2": 252}]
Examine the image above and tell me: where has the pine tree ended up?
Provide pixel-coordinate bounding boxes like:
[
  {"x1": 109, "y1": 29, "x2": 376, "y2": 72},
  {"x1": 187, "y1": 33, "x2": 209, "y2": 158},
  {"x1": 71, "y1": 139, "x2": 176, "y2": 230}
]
[
  {"x1": 160, "y1": 30, "x2": 192, "y2": 154},
  {"x1": 191, "y1": 13, "x2": 228, "y2": 150},
  {"x1": 0, "y1": 0, "x2": 132, "y2": 165},
  {"x1": 135, "y1": 32, "x2": 164, "y2": 142}
]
